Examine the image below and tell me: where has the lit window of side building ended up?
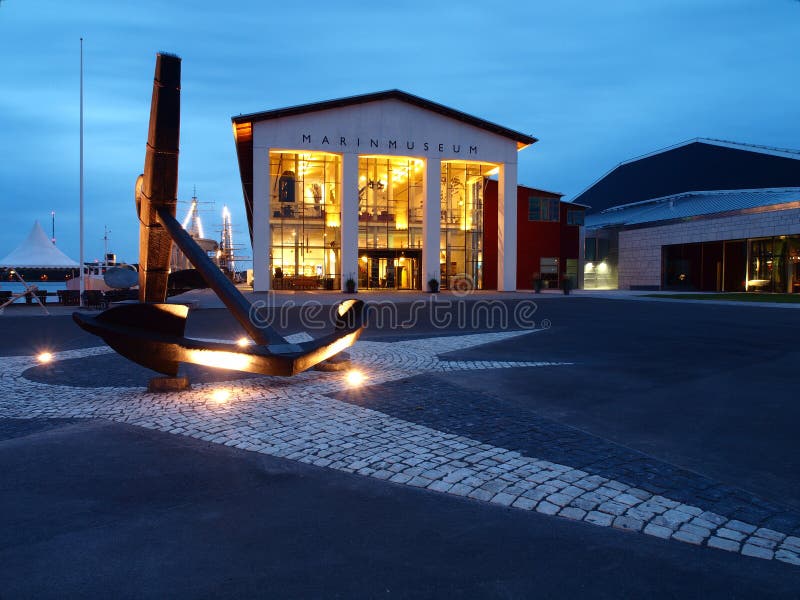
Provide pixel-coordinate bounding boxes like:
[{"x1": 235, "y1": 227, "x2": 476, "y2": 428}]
[{"x1": 576, "y1": 139, "x2": 800, "y2": 293}]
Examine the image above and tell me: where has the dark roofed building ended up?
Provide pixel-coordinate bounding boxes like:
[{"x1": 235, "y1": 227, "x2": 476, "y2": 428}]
[
  {"x1": 575, "y1": 138, "x2": 800, "y2": 213},
  {"x1": 579, "y1": 139, "x2": 800, "y2": 292}
]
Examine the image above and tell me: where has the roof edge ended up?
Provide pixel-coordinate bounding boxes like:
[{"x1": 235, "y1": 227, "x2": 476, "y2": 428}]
[
  {"x1": 598, "y1": 186, "x2": 800, "y2": 214},
  {"x1": 587, "y1": 200, "x2": 800, "y2": 232},
  {"x1": 515, "y1": 181, "x2": 565, "y2": 198},
  {"x1": 571, "y1": 138, "x2": 800, "y2": 204},
  {"x1": 231, "y1": 89, "x2": 537, "y2": 146}
]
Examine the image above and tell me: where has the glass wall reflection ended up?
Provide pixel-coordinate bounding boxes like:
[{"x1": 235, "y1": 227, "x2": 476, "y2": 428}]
[
  {"x1": 440, "y1": 161, "x2": 493, "y2": 290},
  {"x1": 357, "y1": 156, "x2": 424, "y2": 289},
  {"x1": 269, "y1": 151, "x2": 341, "y2": 287},
  {"x1": 748, "y1": 236, "x2": 794, "y2": 293}
]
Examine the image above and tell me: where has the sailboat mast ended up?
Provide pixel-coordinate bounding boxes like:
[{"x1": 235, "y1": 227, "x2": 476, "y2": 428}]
[{"x1": 79, "y1": 37, "x2": 85, "y2": 301}]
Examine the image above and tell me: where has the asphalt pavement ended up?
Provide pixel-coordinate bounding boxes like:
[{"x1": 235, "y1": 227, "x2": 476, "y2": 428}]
[{"x1": 1, "y1": 296, "x2": 799, "y2": 597}]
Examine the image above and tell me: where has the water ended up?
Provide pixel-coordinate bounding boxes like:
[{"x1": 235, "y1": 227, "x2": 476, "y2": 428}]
[{"x1": 0, "y1": 281, "x2": 67, "y2": 304}]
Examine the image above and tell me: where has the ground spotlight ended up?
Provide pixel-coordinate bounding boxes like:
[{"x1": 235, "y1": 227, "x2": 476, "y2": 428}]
[
  {"x1": 211, "y1": 389, "x2": 231, "y2": 404},
  {"x1": 345, "y1": 369, "x2": 366, "y2": 387}
]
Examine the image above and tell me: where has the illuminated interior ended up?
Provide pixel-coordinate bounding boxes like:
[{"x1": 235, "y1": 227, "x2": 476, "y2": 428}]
[
  {"x1": 269, "y1": 151, "x2": 341, "y2": 282},
  {"x1": 748, "y1": 236, "x2": 800, "y2": 292},
  {"x1": 440, "y1": 161, "x2": 494, "y2": 290},
  {"x1": 358, "y1": 156, "x2": 424, "y2": 289},
  {"x1": 266, "y1": 152, "x2": 497, "y2": 290},
  {"x1": 358, "y1": 156, "x2": 424, "y2": 248},
  {"x1": 584, "y1": 234, "x2": 619, "y2": 290}
]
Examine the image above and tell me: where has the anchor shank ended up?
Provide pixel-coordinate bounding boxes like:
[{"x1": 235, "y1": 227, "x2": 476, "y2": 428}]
[
  {"x1": 155, "y1": 206, "x2": 281, "y2": 346},
  {"x1": 138, "y1": 53, "x2": 181, "y2": 303}
]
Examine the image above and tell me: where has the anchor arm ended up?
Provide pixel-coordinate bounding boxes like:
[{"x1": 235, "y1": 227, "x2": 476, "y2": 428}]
[{"x1": 154, "y1": 206, "x2": 284, "y2": 346}]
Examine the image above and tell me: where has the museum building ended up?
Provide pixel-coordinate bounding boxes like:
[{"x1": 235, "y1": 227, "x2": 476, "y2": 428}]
[
  {"x1": 232, "y1": 90, "x2": 545, "y2": 292},
  {"x1": 578, "y1": 139, "x2": 800, "y2": 292}
]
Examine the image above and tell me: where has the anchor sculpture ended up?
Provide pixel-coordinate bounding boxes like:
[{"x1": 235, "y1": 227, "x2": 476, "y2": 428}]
[{"x1": 74, "y1": 53, "x2": 365, "y2": 377}]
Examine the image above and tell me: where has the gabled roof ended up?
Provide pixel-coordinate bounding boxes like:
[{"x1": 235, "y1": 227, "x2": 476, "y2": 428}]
[
  {"x1": 488, "y1": 179, "x2": 567, "y2": 199},
  {"x1": 585, "y1": 187, "x2": 800, "y2": 229},
  {"x1": 576, "y1": 138, "x2": 800, "y2": 200},
  {"x1": 0, "y1": 221, "x2": 79, "y2": 268},
  {"x1": 516, "y1": 181, "x2": 565, "y2": 198},
  {"x1": 518, "y1": 183, "x2": 590, "y2": 207},
  {"x1": 615, "y1": 138, "x2": 800, "y2": 166},
  {"x1": 232, "y1": 89, "x2": 537, "y2": 146},
  {"x1": 572, "y1": 138, "x2": 800, "y2": 213}
]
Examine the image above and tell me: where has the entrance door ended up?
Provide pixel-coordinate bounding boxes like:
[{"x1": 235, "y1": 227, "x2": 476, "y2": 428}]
[{"x1": 358, "y1": 249, "x2": 421, "y2": 290}]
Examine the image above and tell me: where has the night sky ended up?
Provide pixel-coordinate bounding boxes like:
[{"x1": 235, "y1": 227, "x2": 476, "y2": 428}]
[{"x1": 1, "y1": 0, "x2": 798, "y2": 264}]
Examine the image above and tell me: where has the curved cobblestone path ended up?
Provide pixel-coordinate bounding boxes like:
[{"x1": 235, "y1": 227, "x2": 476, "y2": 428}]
[{"x1": 4, "y1": 329, "x2": 799, "y2": 568}]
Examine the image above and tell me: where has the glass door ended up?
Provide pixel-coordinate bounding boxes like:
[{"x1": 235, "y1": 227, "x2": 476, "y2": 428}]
[
  {"x1": 789, "y1": 237, "x2": 800, "y2": 293},
  {"x1": 358, "y1": 250, "x2": 421, "y2": 289}
]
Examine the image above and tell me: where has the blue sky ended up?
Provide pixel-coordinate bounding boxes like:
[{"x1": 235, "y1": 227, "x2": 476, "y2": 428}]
[{"x1": 1, "y1": 0, "x2": 798, "y2": 264}]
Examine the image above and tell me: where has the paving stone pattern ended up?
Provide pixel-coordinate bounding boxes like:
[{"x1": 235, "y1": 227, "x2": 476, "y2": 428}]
[
  {"x1": 335, "y1": 376, "x2": 800, "y2": 536},
  {"x1": 2, "y1": 331, "x2": 799, "y2": 568}
]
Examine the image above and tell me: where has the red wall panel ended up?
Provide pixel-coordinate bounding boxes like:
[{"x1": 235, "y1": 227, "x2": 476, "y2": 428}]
[
  {"x1": 484, "y1": 180, "x2": 582, "y2": 289},
  {"x1": 559, "y1": 202, "x2": 582, "y2": 276}
]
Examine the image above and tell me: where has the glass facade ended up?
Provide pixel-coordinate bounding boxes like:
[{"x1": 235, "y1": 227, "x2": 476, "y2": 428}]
[
  {"x1": 791, "y1": 238, "x2": 800, "y2": 293},
  {"x1": 583, "y1": 232, "x2": 618, "y2": 289},
  {"x1": 357, "y1": 156, "x2": 424, "y2": 249},
  {"x1": 440, "y1": 161, "x2": 493, "y2": 290},
  {"x1": 266, "y1": 152, "x2": 498, "y2": 290},
  {"x1": 357, "y1": 156, "x2": 425, "y2": 289},
  {"x1": 748, "y1": 238, "x2": 778, "y2": 291},
  {"x1": 748, "y1": 236, "x2": 800, "y2": 293},
  {"x1": 658, "y1": 235, "x2": 800, "y2": 293},
  {"x1": 269, "y1": 152, "x2": 341, "y2": 286}
]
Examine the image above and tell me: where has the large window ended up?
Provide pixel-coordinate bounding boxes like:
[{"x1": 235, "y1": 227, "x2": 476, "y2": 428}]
[
  {"x1": 357, "y1": 156, "x2": 424, "y2": 289},
  {"x1": 790, "y1": 238, "x2": 800, "y2": 293},
  {"x1": 357, "y1": 156, "x2": 424, "y2": 250},
  {"x1": 440, "y1": 161, "x2": 494, "y2": 289},
  {"x1": 528, "y1": 197, "x2": 560, "y2": 222},
  {"x1": 583, "y1": 232, "x2": 618, "y2": 290},
  {"x1": 749, "y1": 237, "x2": 790, "y2": 292},
  {"x1": 269, "y1": 151, "x2": 341, "y2": 284}
]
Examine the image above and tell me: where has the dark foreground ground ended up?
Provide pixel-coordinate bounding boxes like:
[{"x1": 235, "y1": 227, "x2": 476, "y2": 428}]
[
  {"x1": 1, "y1": 419, "x2": 798, "y2": 599},
  {"x1": 1, "y1": 296, "x2": 799, "y2": 597}
]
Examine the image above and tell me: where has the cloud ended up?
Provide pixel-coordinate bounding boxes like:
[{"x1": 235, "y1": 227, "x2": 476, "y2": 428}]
[{"x1": 0, "y1": 0, "x2": 797, "y2": 261}]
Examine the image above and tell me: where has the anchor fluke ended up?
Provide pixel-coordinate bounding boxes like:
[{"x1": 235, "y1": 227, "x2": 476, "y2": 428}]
[
  {"x1": 73, "y1": 303, "x2": 189, "y2": 376},
  {"x1": 73, "y1": 299, "x2": 366, "y2": 378}
]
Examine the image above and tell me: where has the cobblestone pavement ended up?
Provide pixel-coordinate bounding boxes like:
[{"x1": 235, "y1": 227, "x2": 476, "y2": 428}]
[
  {"x1": 335, "y1": 377, "x2": 800, "y2": 535},
  {"x1": 4, "y1": 330, "x2": 800, "y2": 568}
]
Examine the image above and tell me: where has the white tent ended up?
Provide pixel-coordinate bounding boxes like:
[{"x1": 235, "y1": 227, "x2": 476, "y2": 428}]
[{"x1": 0, "y1": 221, "x2": 79, "y2": 268}]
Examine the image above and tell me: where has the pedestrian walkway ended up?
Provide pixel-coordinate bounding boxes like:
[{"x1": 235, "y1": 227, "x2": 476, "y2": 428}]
[{"x1": 6, "y1": 329, "x2": 800, "y2": 568}]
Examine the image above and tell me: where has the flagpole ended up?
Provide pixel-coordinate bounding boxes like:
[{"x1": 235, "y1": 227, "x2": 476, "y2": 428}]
[{"x1": 79, "y1": 37, "x2": 85, "y2": 306}]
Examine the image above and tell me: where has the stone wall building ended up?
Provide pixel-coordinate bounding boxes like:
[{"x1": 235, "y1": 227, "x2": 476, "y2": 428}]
[{"x1": 578, "y1": 139, "x2": 800, "y2": 292}]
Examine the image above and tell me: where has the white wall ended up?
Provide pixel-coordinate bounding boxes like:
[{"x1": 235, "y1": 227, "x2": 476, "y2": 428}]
[
  {"x1": 251, "y1": 99, "x2": 521, "y2": 165},
  {"x1": 617, "y1": 207, "x2": 800, "y2": 289},
  {"x1": 249, "y1": 97, "x2": 524, "y2": 291}
]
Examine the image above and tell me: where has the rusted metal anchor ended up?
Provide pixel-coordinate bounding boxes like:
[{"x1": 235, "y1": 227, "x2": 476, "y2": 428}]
[{"x1": 73, "y1": 52, "x2": 364, "y2": 377}]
